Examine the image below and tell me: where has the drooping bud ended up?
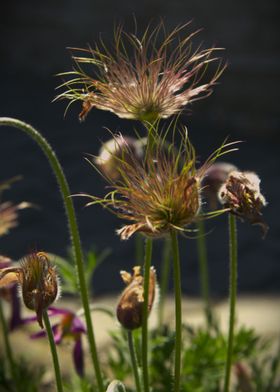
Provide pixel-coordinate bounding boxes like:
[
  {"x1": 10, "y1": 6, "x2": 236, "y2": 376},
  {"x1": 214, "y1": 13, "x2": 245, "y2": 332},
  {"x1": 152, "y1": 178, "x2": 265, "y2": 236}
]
[
  {"x1": 20, "y1": 252, "x2": 59, "y2": 328},
  {"x1": 116, "y1": 266, "x2": 156, "y2": 330},
  {"x1": 202, "y1": 162, "x2": 237, "y2": 209},
  {"x1": 218, "y1": 171, "x2": 268, "y2": 237},
  {"x1": 95, "y1": 136, "x2": 145, "y2": 181},
  {"x1": 0, "y1": 251, "x2": 59, "y2": 328}
]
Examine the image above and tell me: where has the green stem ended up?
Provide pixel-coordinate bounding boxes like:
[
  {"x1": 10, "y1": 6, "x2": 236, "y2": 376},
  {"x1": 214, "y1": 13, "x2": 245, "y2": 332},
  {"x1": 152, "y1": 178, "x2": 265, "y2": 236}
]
[
  {"x1": 135, "y1": 233, "x2": 144, "y2": 265},
  {"x1": 223, "y1": 214, "x2": 238, "y2": 392},
  {"x1": 158, "y1": 237, "x2": 171, "y2": 327},
  {"x1": 142, "y1": 237, "x2": 153, "y2": 392},
  {"x1": 43, "y1": 310, "x2": 64, "y2": 392},
  {"x1": 0, "y1": 118, "x2": 104, "y2": 391},
  {"x1": 196, "y1": 220, "x2": 212, "y2": 327},
  {"x1": 170, "y1": 229, "x2": 182, "y2": 392},
  {"x1": 127, "y1": 330, "x2": 142, "y2": 392},
  {"x1": 0, "y1": 300, "x2": 16, "y2": 380}
]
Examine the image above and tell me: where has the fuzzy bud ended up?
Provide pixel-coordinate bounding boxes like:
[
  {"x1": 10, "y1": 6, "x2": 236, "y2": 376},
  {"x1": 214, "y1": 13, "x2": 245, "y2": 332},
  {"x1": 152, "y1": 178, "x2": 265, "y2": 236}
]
[
  {"x1": 0, "y1": 251, "x2": 59, "y2": 328},
  {"x1": 95, "y1": 136, "x2": 145, "y2": 181},
  {"x1": 202, "y1": 162, "x2": 237, "y2": 209},
  {"x1": 116, "y1": 266, "x2": 156, "y2": 330}
]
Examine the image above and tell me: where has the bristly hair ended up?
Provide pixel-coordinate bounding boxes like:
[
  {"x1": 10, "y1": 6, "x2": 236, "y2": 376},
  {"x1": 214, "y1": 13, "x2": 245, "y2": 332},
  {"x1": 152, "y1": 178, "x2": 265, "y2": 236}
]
[
  {"x1": 55, "y1": 20, "x2": 226, "y2": 123},
  {"x1": 80, "y1": 126, "x2": 238, "y2": 240}
]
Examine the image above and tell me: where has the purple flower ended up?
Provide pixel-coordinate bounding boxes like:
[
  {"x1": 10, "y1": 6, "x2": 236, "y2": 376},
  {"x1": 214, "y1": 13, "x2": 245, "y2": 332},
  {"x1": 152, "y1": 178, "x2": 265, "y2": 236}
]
[{"x1": 27, "y1": 307, "x2": 86, "y2": 377}]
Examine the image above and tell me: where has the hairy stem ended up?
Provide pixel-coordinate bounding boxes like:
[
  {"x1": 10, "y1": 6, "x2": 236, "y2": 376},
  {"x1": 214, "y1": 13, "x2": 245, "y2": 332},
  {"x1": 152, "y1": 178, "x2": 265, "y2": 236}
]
[
  {"x1": 128, "y1": 330, "x2": 142, "y2": 392},
  {"x1": 196, "y1": 220, "x2": 212, "y2": 327},
  {"x1": 142, "y1": 237, "x2": 153, "y2": 392},
  {"x1": 43, "y1": 310, "x2": 64, "y2": 392},
  {"x1": 0, "y1": 300, "x2": 16, "y2": 380},
  {"x1": 223, "y1": 214, "x2": 238, "y2": 392},
  {"x1": 158, "y1": 237, "x2": 171, "y2": 327},
  {"x1": 170, "y1": 229, "x2": 182, "y2": 392},
  {"x1": 0, "y1": 118, "x2": 104, "y2": 392}
]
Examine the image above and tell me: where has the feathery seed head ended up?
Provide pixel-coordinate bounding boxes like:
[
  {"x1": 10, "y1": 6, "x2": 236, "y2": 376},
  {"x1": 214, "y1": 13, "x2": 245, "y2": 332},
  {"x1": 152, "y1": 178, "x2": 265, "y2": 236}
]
[
  {"x1": 56, "y1": 22, "x2": 225, "y2": 122},
  {"x1": 84, "y1": 129, "x2": 235, "y2": 239}
]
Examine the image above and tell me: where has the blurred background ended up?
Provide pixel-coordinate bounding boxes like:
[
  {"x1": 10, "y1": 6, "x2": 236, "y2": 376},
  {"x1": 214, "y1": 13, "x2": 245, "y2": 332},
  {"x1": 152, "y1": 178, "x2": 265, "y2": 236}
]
[{"x1": 0, "y1": 0, "x2": 279, "y2": 296}]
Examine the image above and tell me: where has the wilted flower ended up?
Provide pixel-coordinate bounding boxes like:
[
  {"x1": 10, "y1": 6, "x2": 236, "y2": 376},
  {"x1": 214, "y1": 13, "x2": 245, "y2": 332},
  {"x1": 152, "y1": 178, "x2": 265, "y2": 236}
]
[
  {"x1": 218, "y1": 171, "x2": 268, "y2": 237},
  {"x1": 0, "y1": 177, "x2": 31, "y2": 237},
  {"x1": 117, "y1": 266, "x2": 156, "y2": 330},
  {"x1": 84, "y1": 130, "x2": 235, "y2": 240},
  {"x1": 95, "y1": 135, "x2": 146, "y2": 180},
  {"x1": 0, "y1": 252, "x2": 59, "y2": 328},
  {"x1": 56, "y1": 22, "x2": 224, "y2": 122},
  {"x1": 30, "y1": 307, "x2": 86, "y2": 377},
  {"x1": 202, "y1": 161, "x2": 237, "y2": 209}
]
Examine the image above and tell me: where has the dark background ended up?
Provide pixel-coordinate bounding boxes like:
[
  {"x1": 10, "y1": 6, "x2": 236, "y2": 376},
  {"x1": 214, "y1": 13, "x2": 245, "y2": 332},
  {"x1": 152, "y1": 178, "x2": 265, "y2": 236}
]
[{"x1": 0, "y1": 0, "x2": 279, "y2": 296}]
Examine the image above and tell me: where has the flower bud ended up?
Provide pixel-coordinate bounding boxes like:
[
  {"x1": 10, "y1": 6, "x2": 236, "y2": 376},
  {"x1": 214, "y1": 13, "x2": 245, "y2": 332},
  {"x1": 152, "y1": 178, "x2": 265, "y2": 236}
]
[
  {"x1": 219, "y1": 171, "x2": 268, "y2": 237},
  {"x1": 202, "y1": 162, "x2": 237, "y2": 209},
  {"x1": 0, "y1": 251, "x2": 59, "y2": 328},
  {"x1": 116, "y1": 266, "x2": 156, "y2": 330},
  {"x1": 20, "y1": 252, "x2": 59, "y2": 328},
  {"x1": 95, "y1": 136, "x2": 145, "y2": 181}
]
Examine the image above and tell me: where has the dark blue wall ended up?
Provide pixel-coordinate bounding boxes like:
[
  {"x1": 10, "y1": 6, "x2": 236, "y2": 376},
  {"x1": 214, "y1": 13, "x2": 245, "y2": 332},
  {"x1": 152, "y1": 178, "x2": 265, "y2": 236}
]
[{"x1": 0, "y1": 0, "x2": 279, "y2": 295}]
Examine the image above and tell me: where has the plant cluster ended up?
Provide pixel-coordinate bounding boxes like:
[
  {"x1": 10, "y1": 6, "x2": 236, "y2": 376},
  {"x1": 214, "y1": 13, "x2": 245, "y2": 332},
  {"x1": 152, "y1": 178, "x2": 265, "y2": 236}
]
[{"x1": 0, "y1": 19, "x2": 275, "y2": 392}]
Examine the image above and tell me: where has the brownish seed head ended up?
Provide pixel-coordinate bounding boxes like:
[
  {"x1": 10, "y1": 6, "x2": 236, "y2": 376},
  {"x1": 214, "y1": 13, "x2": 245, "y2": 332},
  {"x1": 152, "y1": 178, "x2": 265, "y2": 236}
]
[{"x1": 219, "y1": 171, "x2": 268, "y2": 237}]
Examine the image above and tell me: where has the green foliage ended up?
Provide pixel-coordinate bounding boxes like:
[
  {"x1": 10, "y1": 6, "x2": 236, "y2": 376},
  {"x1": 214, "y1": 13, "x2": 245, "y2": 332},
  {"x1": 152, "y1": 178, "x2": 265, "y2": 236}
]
[
  {"x1": 52, "y1": 246, "x2": 110, "y2": 295},
  {"x1": 0, "y1": 355, "x2": 45, "y2": 392},
  {"x1": 103, "y1": 323, "x2": 279, "y2": 392},
  {"x1": 248, "y1": 341, "x2": 280, "y2": 392}
]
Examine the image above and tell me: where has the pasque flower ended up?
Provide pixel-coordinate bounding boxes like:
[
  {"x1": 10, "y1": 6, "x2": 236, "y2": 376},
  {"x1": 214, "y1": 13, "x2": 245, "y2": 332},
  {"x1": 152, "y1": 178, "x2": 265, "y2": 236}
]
[
  {"x1": 56, "y1": 22, "x2": 224, "y2": 122},
  {"x1": 0, "y1": 252, "x2": 59, "y2": 328},
  {"x1": 218, "y1": 170, "x2": 268, "y2": 237},
  {"x1": 84, "y1": 130, "x2": 235, "y2": 239},
  {"x1": 30, "y1": 307, "x2": 86, "y2": 377}
]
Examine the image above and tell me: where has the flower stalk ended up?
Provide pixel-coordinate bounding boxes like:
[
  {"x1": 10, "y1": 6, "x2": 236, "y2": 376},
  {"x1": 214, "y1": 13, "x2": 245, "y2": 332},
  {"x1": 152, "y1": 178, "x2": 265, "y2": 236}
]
[
  {"x1": 196, "y1": 220, "x2": 212, "y2": 327},
  {"x1": 43, "y1": 309, "x2": 64, "y2": 392},
  {"x1": 0, "y1": 118, "x2": 104, "y2": 392},
  {"x1": 127, "y1": 330, "x2": 142, "y2": 392},
  {"x1": 170, "y1": 228, "x2": 182, "y2": 392},
  {"x1": 158, "y1": 237, "x2": 171, "y2": 327},
  {"x1": 223, "y1": 213, "x2": 238, "y2": 392},
  {"x1": 0, "y1": 300, "x2": 16, "y2": 380},
  {"x1": 142, "y1": 238, "x2": 153, "y2": 392}
]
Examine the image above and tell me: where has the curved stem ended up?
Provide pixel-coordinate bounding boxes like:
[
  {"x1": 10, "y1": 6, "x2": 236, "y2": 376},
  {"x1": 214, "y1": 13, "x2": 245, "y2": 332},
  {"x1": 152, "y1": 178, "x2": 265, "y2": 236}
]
[
  {"x1": 127, "y1": 330, "x2": 142, "y2": 392},
  {"x1": 223, "y1": 214, "x2": 238, "y2": 392},
  {"x1": 0, "y1": 118, "x2": 104, "y2": 391},
  {"x1": 158, "y1": 237, "x2": 171, "y2": 327},
  {"x1": 142, "y1": 237, "x2": 153, "y2": 392},
  {"x1": 170, "y1": 229, "x2": 182, "y2": 392},
  {"x1": 196, "y1": 220, "x2": 212, "y2": 327},
  {"x1": 0, "y1": 300, "x2": 15, "y2": 380},
  {"x1": 43, "y1": 310, "x2": 64, "y2": 392}
]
